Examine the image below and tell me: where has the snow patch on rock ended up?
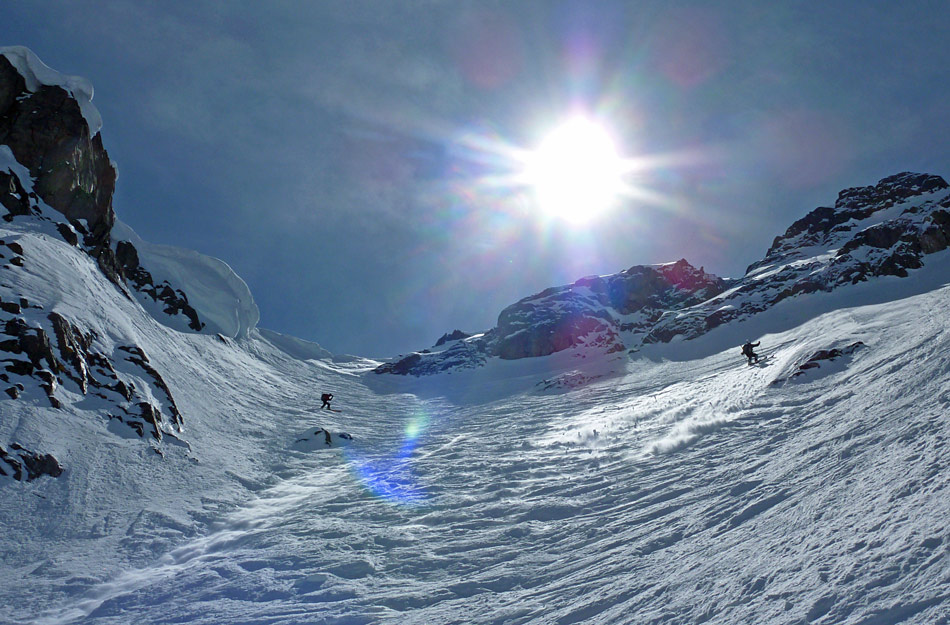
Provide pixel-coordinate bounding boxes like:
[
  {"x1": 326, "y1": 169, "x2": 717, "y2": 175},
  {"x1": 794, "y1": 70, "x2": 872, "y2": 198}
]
[{"x1": 0, "y1": 46, "x2": 102, "y2": 135}]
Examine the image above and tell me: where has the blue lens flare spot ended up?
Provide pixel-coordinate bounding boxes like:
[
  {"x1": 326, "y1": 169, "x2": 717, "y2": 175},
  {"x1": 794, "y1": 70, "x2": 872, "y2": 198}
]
[{"x1": 343, "y1": 410, "x2": 433, "y2": 506}]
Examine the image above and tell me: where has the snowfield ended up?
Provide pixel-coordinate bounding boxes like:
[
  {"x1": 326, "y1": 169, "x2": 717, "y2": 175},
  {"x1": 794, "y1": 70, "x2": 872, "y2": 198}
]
[{"x1": 1, "y1": 215, "x2": 947, "y2": 623}]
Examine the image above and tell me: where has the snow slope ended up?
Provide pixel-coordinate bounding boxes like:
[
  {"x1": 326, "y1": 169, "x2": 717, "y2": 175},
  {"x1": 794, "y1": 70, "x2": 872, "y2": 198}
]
[
  {"x1": 2, "y1": 232, "x2": 947, "y2": 624},
  {"x1": 111, "y1": 220, "x2": 260, "y2": 339}
]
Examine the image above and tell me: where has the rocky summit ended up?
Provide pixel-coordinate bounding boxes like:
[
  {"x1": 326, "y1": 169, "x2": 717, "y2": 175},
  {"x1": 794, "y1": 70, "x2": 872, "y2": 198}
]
[{"x1": 376, "y1": 172, "x2": 950, "y2": 376}]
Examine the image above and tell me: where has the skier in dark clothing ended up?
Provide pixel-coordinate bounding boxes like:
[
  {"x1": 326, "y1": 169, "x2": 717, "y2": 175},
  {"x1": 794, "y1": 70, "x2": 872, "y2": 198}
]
[
  {"x1": 741, "y1": 341, "x2": 760, "y2": 365},
  {"x1": 320, "y1": 393, "x2": 333, "y2": 410}
]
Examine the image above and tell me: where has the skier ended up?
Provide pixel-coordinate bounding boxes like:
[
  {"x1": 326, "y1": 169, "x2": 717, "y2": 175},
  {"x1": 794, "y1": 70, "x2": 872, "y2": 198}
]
[
  {"x1": 741, "y1": 340, "x2": 760, "y2": 365},
  {"x1": 320, "y1": 393, "x2": 334, "y2": 410}
]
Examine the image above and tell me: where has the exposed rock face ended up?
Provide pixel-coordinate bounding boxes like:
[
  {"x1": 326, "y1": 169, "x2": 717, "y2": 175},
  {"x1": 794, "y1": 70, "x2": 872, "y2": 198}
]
[
  {"x1": 118, "y1": 344, "x2": 184, "y2": 435},
  {"x1": 0, "y1": 52, "x2": 207, "y2": 333},
  {"x1": 753, "y1": 173, "x2": 950, "y2": 273},
  {"x1": 115, "y1": 241, "x2": 204, "y2": 331},
  {"x1": 0, "y1": 291, "x2": 183, "y2": 443},
  {"x1": 646, "y1": 173, "x2": 950, "y2": 343},
  {"x1": 494, "y1": 259, "x2": 726, "y2": 360},
  {"x1": 435, "y1": 329, "x2": 471, "y2": 347},
  {"x1": 0, "y1": 169, "x2": 32, "y2": 219},
  {"x1": 0, "y1": 443, "x2": 63, "y2": 481},
  {"x1": 376, "y1": 259, "x2": 726, "y2": 374},
  {"x1": 0, "y1": 56, "x2": 115, "y2": 246},
  {"x1": 376, "y1": 172, "x2": 950, "y2": 376}
]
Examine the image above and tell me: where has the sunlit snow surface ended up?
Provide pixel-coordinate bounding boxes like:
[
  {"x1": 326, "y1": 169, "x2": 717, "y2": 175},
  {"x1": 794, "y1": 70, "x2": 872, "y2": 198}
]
[{"x1": 2, "y1": 224, "x2": 949, "y2": 623}]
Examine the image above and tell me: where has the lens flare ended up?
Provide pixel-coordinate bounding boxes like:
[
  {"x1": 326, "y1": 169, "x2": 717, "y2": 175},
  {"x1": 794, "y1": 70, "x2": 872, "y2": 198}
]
[
  {"x1": 446, "y1": 110, "x2": 698, "y2": 234},
  {"x1": 404, "y1": 412, "x2": 427, "y2": 443},
  {"x1": 343, "y1": 409, "x2": 432, "y2": 506}
]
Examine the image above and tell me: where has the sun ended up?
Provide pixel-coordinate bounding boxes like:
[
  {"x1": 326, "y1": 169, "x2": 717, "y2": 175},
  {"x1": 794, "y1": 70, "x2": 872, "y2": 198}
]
[{"x1": 522, "y1": 116, "x2": 625, "y2": 222}]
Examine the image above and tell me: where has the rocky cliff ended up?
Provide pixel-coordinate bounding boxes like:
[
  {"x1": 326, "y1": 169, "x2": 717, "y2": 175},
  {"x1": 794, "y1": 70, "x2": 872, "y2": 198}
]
[
  {"x1": 0, "y1": 46, "x2": 206, "y2": 332},
  {"x1": 0, "y1": 48, "x2": 202, "y2": 476},
  {"x1": 376, "y1": 172, "x2": 950, "y2": 376},
  {"x1": 646, "y1": 172, "x2": 950, "y2": 343},
  {"x1": 0, "y1": 51, "x2": 115, "y2": 243}
]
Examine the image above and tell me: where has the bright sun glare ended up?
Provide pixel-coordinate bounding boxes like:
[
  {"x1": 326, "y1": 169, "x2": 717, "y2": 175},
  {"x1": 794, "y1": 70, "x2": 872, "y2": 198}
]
[{"x1": 522, "y1": 117, "x2": 625, "y2": 223}]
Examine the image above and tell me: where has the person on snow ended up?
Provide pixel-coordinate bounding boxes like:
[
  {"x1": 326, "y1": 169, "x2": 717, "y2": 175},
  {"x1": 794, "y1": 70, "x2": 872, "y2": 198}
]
[
  {"x1": 741, "y1": 340, "x2": 760, "y2": 365},
  {"x1": 320, "y1": 393, "x2": 334, "y2": 410}
]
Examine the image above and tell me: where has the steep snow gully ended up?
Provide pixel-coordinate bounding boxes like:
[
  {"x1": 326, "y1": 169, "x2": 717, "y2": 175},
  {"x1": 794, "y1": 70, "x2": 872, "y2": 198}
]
[{"x1": 19, "y1": 266, "x2": 950, "y2": 625}]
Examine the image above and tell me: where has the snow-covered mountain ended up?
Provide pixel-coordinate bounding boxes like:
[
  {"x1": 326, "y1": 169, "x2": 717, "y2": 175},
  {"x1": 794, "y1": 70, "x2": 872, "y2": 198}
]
[
  {"x1": 1, "y1": 48, "x2": 948, "y2": 625},
  {"x1": 375, "y1": 172, "x2": 950, "y2": 377}
]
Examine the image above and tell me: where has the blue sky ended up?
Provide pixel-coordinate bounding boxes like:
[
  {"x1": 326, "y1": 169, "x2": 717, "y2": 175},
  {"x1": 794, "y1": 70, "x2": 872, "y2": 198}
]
[{"x1": 3, "y1": 1, "x2": 948, "y2": 356}]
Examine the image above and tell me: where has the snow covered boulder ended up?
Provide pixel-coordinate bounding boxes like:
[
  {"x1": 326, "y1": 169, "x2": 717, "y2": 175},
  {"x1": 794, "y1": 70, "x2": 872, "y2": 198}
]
[
  {"x1": 782, "y1": 342, "x2": 866, "y2": 384},
  {"x1": 292, "y1": 428, "x2": 353, "y2": 450}
]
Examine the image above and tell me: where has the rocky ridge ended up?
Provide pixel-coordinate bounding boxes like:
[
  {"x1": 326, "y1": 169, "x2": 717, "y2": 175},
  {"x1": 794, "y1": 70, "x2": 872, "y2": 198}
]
[
  {"x1": 0, "y1": 237, "x2": 185, "y2": 443},
  {"x1": 375, "y1": 258, "x2": 728, "y2": 375},
  {"x1": 647, "y1": 172, "x2": 950, "y2": 344},
  {"x1": 0, "y1": 49, "x2": 200, "y2": 477},
  {"x1": 376, "y1": 172, "x2": 950, "y2": 376},
  {"x1": 0, "y1": 49, "x2": 204, "y2": 333}
]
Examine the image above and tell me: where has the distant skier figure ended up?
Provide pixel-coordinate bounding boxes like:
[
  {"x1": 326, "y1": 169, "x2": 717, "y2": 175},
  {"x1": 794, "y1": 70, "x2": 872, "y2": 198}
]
[
  {"x1": 320, "y1": 393, "x2": 334, "y2": 410},
  {"x1": 741, "y1": 341, "x2": 760, "y2": 365}
]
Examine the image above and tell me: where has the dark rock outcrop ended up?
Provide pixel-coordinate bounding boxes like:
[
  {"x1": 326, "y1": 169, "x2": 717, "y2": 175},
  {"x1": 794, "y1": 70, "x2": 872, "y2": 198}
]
[
  {"x1": 0, "y1": 56, "x2": 115, "y2": 244},
  {"x1": 752, "y1": 173, "x2": 950, "y2": 273},
  {"x1": 293, "y1": 428, "x2": 353, "y2": 449},
  {"x1": 792, "y1": 342, "x2": 866, "y2": 377},
  {"x1": 0, "y1": 169, "x2": 32, "y2": 219},
  {"x1": 0, "y1": 302, "x2": 182, "y2": 443},
  {"x1": 375, "y1": 258, "x2": 726, "y2": 374},
  {"x1": 118, "y1": 345, "x2": 184, "y2": 431},
  {"x1": 0, "y1": 52, "x2": 206, "y2": 332},
  {"x1": 435, "y1": 329, "x2": 471, "y2": 347},
  {"x1": 0, "y1": 443, "x2": 63, "y2": 481},
  {"x1": 646, "y1": 173, "x2": 950, "y2": 342},
  {"x1": 771, "y1": 342, "x2": 866, "y2": 386},
  {"x1": 494, "y1": 259, "x2": 726, "y2": 360},
  {"x1": 114, "y1": 241, "x2": 204, "y2": 331}
]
